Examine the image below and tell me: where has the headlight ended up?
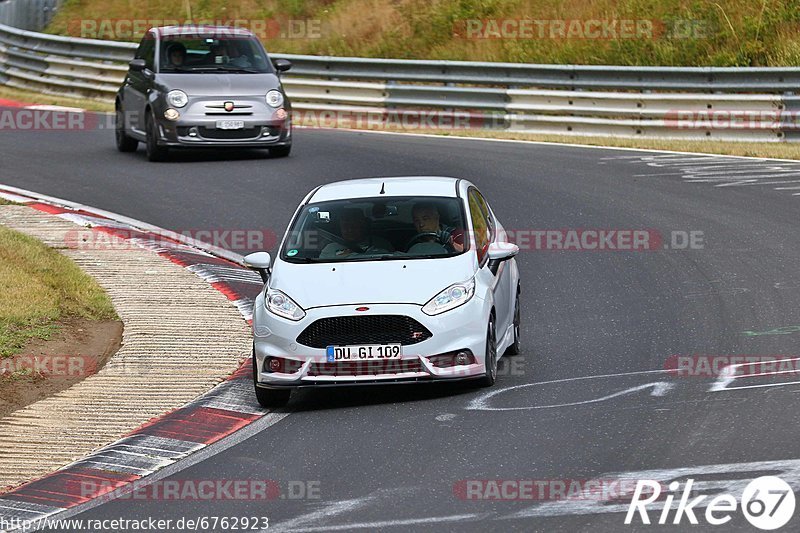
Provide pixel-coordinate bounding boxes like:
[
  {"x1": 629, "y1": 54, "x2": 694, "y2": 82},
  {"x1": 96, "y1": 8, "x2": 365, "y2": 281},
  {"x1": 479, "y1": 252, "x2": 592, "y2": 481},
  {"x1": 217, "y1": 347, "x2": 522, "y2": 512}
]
[
  {"x1": 266, "y1": 288, "x2": 305, "y2": 320},
  {"x1": 422, "y1": 277, "x2": 475, "y2": 316},
  {"x1": 167, "y1": 90, "x2": 188, "y2": 108},
  {"x1": 266, "y1": 90, "x2": 284, "y2": 108}
]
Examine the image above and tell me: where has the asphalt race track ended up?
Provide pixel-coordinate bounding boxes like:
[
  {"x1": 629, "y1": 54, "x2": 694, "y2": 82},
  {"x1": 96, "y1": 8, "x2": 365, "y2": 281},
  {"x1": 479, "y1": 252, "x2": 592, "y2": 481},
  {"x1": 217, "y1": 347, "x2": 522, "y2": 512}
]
[{"x1": 3, "y1": 114, "x2": 800, "y2": 532}]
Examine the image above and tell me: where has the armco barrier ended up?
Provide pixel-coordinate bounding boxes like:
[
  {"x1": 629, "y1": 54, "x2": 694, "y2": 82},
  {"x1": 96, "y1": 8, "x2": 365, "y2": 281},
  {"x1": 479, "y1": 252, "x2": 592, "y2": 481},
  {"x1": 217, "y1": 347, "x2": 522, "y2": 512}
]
[
  {"x1": 1, "y1": 21, "x2": 799, "y2": 141},
  {"x1": 0, "y1": 0, "x2": 58, "y2": 32}
]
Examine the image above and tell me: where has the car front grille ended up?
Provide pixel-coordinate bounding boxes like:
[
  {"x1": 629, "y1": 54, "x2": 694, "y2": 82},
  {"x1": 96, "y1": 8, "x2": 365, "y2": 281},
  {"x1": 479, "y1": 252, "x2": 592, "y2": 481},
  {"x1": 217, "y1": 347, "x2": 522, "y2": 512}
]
[
  {"x1": 296, "y1": 315, "x2": 432, "y2": 348},
  {"x1": 197, "y1": 126, "x2": 262, "y2": 140},
  {"x1": 307, "y1": 359, "x2": 424, "y2": 377}
]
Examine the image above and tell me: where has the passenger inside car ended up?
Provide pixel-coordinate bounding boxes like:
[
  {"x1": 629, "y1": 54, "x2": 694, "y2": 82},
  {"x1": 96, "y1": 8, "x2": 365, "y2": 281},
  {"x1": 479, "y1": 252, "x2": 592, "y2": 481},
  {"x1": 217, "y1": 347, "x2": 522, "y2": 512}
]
[{"x1": 318, "y1": 208, "x2": 395, "y2": 259}]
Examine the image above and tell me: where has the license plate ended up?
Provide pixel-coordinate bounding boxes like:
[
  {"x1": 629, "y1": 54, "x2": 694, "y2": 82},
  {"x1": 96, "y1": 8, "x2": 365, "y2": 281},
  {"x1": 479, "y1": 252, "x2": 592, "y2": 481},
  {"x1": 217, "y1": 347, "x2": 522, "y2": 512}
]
[
  {"x1": 216, "y1": 120, "x2": 245, "y2": 130},
  {"x1": 326, "y1": 344, "x2": 402, "y2": 362}
]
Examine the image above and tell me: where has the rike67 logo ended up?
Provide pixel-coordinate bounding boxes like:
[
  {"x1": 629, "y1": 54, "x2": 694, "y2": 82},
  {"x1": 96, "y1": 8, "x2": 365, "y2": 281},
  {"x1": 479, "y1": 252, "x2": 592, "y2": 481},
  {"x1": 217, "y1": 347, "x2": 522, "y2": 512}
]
[{"x1": 626, "y1": 476, "x2": 795, "y2": 529}]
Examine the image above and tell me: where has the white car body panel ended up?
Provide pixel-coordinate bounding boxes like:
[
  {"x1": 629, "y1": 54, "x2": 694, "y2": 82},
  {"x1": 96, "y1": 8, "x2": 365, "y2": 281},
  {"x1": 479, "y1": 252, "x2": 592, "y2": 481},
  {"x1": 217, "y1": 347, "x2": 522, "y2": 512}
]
[
  {"x1": 270, "y1": 255, "x2": 476, "y2": 309},
  {"x1": 251, "y1": 176, "x2": 520, "y2": 389}
]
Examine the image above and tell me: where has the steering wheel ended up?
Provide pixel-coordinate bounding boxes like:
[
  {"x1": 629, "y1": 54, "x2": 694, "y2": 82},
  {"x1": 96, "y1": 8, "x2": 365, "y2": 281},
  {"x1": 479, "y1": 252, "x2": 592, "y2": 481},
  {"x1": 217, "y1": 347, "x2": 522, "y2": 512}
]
[{"x1": 405, "y1": 232, "x2": 441, "y2": 250}]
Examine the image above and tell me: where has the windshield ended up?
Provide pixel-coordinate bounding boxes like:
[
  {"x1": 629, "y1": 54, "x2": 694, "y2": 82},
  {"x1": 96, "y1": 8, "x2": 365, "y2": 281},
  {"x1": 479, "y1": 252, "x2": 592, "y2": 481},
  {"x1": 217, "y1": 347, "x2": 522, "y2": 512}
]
[
  {"x1": 281, "y1": 196, "x2": 469, "y2": 263},
  {"x1": 159, "y1": 35, "x2": 272, "y2": 73}
]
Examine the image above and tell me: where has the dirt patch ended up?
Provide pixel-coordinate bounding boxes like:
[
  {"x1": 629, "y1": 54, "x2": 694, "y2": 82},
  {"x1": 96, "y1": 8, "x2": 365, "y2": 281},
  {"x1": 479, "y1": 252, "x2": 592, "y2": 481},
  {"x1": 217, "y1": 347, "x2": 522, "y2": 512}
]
[{"x1": 0, "y1": 318, "x2": 122, "y2": 417}]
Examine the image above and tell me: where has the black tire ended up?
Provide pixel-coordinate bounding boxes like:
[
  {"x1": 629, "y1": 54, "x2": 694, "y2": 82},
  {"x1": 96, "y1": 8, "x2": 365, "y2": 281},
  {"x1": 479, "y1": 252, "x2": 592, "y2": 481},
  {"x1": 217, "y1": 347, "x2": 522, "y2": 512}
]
[
  {"x1": 269, "y1": 144, "x2": 291, "y2": 158},
  {"x1": 145, "y1": 113, "x2": 169, "y2": 162},
  {"x1": 479, "y1": 316, "x2": 498, "y2": 387},
  {"x1": 115, "y1": 107, "x2": 138, "y2": 152},
  {"x1": 505, "y1": 290, "x2": 521, "y2": 356},
  {"x1": 252, "y1": 354, "x2": 291, "y2": 407}
]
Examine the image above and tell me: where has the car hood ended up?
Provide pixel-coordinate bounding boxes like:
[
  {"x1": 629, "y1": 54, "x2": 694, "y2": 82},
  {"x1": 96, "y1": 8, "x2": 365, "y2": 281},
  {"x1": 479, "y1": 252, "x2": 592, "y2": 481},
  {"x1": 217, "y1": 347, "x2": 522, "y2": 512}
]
[
  {"x1": 157, "y1": 73, "x2": 281, "y2": 96},
  {"x1": 270, "y1": 256, "x2": 476, "y2": 309}
]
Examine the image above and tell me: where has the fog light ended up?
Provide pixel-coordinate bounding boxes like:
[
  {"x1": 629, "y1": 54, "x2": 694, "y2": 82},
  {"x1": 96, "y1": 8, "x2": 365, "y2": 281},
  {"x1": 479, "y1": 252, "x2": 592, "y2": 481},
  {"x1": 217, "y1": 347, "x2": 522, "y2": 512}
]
[
  {"x1": 428, "y1": 350, "x2": 475, "y2": 368},
  {"x1": 455, "y1": 352, "x2": 470, "y2": 365},
  {"x1": 164, "y1": 108, "x2": 180, "y2": 121},
  {"x1": 188, "y1": 127, "x2": 198, "y2": 137},
  {"x1": 268, "y1": 358, "x2": 282, "y2": 372}
]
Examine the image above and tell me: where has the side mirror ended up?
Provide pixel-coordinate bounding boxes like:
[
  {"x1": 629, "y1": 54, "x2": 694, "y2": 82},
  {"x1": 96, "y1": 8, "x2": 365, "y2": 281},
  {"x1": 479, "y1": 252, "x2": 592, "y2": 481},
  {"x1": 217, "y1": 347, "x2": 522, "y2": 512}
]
[
  {"x1": 487, "y1": 242, "x2": 519, "y2": 275},
  {"x1": 129, "y1": 58, "x2": 147, "y2": 72},
  {"x1": 487, "y1": 242, "x2": 519, "y2": 261},
  {"x1": 244, "y1": 251, "x2": 272, "y2": 282},
  {"x1": 272, "y1": 58, "x2": 292, "y2": 72}
]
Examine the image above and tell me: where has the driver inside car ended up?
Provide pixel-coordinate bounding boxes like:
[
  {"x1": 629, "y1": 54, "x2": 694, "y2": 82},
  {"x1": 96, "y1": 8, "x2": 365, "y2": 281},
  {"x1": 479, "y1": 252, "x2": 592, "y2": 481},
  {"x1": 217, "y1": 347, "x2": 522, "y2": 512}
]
[
  {"x1": 410, "y1": 202, "x2": 465, "y2": 253},
  {"x1": 166, "y1": 42, "x2": 186, "y2": 67},
  {"x1": 319, "y1": 208, "x2": 394, "y2": 259}
]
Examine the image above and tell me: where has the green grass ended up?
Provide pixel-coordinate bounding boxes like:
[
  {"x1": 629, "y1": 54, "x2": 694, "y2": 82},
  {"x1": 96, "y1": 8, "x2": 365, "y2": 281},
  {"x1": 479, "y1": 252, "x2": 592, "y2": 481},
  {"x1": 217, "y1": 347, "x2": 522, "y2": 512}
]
[
  {"x1": 0, "y1": 225, "x2": 117, "y2": 357},
  {"x1": 45, "y1": 0, "x2": 800, "y2": 66},
  {"x1": 0, "y1": 85, "x2": 113, "y2": 113}
]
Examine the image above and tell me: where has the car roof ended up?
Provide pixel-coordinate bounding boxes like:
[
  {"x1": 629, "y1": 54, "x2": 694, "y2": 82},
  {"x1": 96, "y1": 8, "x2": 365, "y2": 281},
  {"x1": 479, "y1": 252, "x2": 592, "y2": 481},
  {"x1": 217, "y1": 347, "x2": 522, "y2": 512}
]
[
  {"x1": 153, "y1": 25, "x2": 256, "y2": 38},
  {"x1": 308, "y1": 177, "x2": 462, "y2": 203}
]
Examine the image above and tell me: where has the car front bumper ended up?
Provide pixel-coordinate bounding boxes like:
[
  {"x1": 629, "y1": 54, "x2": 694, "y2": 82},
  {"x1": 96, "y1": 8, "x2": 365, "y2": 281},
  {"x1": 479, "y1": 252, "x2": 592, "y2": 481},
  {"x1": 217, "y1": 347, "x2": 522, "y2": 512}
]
[
  {"x1": 252, "y1": 296, "x2": 491, "y2": 388},
  {"x1": 153, "y1": 97, "x2": 291, "y2": 147},
  {"x1": 155, "y1": 118, "x2": 291, "y2": 147}
]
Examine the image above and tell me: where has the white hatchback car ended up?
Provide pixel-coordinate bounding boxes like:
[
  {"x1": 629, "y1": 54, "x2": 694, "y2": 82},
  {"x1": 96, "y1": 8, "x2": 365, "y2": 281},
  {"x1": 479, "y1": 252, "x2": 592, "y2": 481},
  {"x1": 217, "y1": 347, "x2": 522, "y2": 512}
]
[{"x1": 244, "y1": 176, "x2": 521, "y2": 406}]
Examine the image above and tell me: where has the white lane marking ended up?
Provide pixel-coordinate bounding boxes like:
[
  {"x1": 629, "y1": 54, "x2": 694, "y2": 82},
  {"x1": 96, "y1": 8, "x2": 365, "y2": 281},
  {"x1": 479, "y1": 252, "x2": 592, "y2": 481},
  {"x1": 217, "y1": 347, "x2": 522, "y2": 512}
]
[
  {"x1": 710, "y1": 357, "x2": 800, "y2": 392},
  {"x1": 503, "y1": 458, "x2": 800, "y2": 520},
  {"x1": 24, "y1": 104, "x2": 85, "y2": 112},
  {"x1": 280, "y1": 514, "x2": 483, "y2": 532},
  {"x1": 683, "y1": 288, "x2": 749, "y2": 298},
  {"x1": 467, "y1": 370, "x2": 671, "y2": 411},
  {"x1": 608, "y1": 153, "x2": 800, "y2": 196},
  {"x1": 266, "y1": 494, "x2": 381, "y2": 533},
  {"x1": 435, "y1": 413, "x2": 457, "y2": 421},
  {"x1": 738, "y1": 179, "x2": 800, "y2": 186}
]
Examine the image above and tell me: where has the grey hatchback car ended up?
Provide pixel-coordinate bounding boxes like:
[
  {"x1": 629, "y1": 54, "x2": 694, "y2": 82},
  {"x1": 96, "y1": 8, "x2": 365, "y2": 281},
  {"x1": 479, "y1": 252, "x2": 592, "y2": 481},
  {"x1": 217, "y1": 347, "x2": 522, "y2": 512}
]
[{"x1": 115, "y1": 25, "x2": 292, "y2": 161}]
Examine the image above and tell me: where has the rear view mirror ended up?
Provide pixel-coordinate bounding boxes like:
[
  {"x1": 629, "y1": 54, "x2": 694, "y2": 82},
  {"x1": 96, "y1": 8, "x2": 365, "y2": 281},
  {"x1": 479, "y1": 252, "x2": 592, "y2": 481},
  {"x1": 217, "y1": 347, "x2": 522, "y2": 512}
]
[
  {"x1": 244, "y1": 251, "x2": 272, "y2": 282},
  {"x1": 487, "y1": 242, "x2": 519, "y2": 261},
  {"x1": 273, "y1": 58, "x2": 292, "y2": 72},
  {"x1": 129, "y1": 58, "x2": 147, "y2": 72},
  {"x1": 487, "y1": 242, "x2": 519, "y2": 275}
]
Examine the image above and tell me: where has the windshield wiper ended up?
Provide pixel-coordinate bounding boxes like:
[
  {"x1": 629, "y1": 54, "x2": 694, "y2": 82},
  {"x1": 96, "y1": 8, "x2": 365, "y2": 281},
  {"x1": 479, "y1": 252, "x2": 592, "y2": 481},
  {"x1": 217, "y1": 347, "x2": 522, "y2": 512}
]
[
  {"x1": 405, "y1": 254, "x2": 452, "y2": 259},
  {"x1": 161, "y1": 65, "x2": 195, "y2": 72},
  {"x1": 343, "y1": 254, "x2": 405, "y2": 262},
  {"x1": 176, "y1": 65, "x2": 262, "y2": 74},
  {"x1": 215, "y1": 65, "x2": 262, "y2": 74}
]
